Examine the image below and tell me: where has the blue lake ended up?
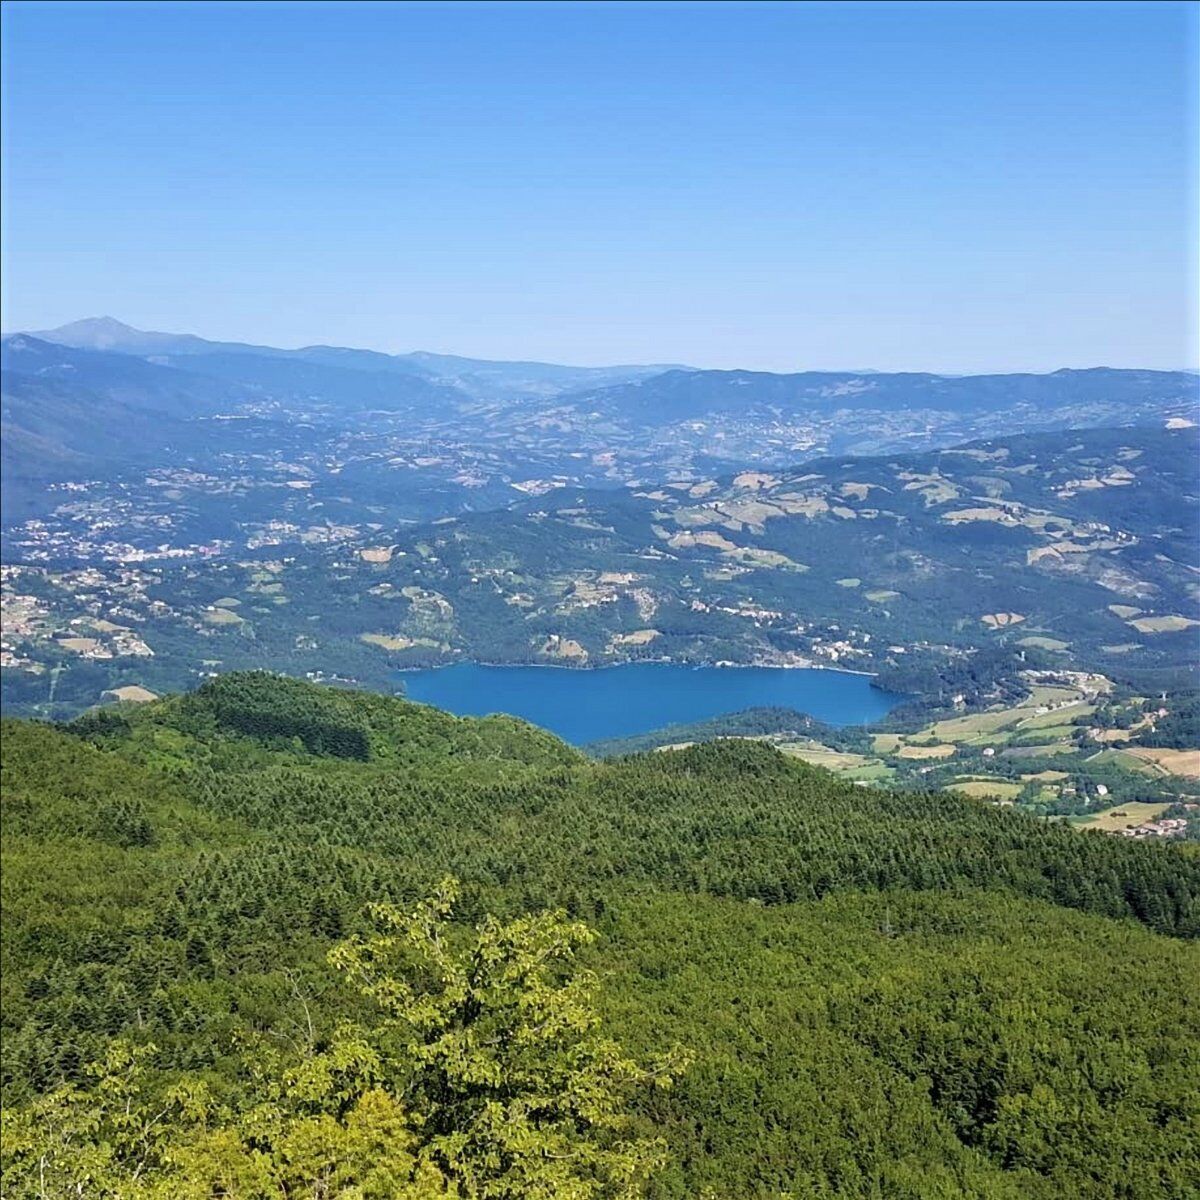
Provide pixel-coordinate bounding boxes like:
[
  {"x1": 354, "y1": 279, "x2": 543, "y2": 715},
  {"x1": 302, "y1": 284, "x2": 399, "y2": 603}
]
[{"x1": 398, "y1": 662, "x2": 903, "y2": 745}]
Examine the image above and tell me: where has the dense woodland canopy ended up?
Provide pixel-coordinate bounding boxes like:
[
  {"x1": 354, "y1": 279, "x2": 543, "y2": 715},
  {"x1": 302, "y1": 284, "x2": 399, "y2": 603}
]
[{"x1": 2, "y1": 673, "x2": 1198, "y2": 1197}]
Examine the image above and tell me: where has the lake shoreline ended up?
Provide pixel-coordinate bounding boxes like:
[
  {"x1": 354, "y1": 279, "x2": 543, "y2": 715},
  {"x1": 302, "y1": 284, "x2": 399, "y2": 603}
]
[
  {"x1": 395, "y1": 661, "x2": 903, "y2": 744},
  {"x1": 395, "y1": 657, "x2": 883, "y2": 680}
]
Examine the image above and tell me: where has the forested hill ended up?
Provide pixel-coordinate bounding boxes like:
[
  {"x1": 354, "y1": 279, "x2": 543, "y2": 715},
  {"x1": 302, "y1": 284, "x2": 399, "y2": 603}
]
[
  {"x1": 3, "y1": 673, "x2": 1199, "y2": 1196},
  {"x1": 570, "y1": 364, "x2": 1200, "y2": 419}
]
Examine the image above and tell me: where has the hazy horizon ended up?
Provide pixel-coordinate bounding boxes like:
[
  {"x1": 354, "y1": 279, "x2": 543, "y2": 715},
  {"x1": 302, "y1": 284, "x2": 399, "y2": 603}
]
[
  {"x1": 8, "y1": 313, "x2": 1200, "y2": 376},
  {"x1": 3, "y1": 1, "x2": 1197, "y2": 373}
]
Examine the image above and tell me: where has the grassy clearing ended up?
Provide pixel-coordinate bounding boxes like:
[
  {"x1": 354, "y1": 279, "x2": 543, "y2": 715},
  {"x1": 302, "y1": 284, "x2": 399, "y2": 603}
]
[
  {"x1": 1086, "y1": 748, "x2": 1164, "y2": 777},
  {"x1": 1016, "y1": 704, "x2": 1094, "y2": 731},
  {"x1": 1107, "y1": 604, "x2": 1142, "y2": 619},
  {"x1": 1090, "y1": 728, "x2": 1134, "y2": 744},
  {"x1": 1024, "y1": 686, "x2": 1086, "y2": 706},
  {"x1": 1007, "y1": 728, "x2": 1077, "y2": 747},
  {"x1": 928, "y1": 709, "x2": 1023, "y2": 741},
  {"x1": 842, "y1": 761, "x2": 896, "y2": 782},
  {"x1": 1077, "y1": 802, "x2": 1170, "y2": 832},
  {"x1": 895, "y1": 743, "x2": 957, "y2": 760},
  {"x1": 1017, "y1": 636, "x2": 1070, "y2": 651},
  {"x1": 1127, "y1": 615, "x2": 1200, "y2": 634},
  {"x1": 608, "y1": 629, "x2": 661, "y2": 647},
  {"x1": 947, "y1": 779, "x2": 1024, "y2": 801},
  {"x1": 102, "y1": 685, "x2": 159, "y2": 703},
  {"x1": 775, "y1": 742, "x2": 896, "y2": 783},
  {"x1": 203, "y1": 608, "x2": 245, "y2": 626},
  {"x1": 57, "y1": 637, "x2": 101, "y2": 653},
  {"x1": 361, "y1": 633, "x2": 445, "y2": 652},
  {"x1": 1001, "y1": 742, "x2": 1074, "y2": 759},
  {"x1": 362, "y1": 633, "x2": 417, "y2": 651},
  {"x1": 778, "y1": 743, "x2": 874, "y2": 773}
]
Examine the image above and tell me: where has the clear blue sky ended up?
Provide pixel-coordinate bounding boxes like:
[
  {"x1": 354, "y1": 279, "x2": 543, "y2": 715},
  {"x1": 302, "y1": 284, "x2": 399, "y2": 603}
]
[{"x1": 2, "y1": 1, "x2": 1196, "y2": 371}]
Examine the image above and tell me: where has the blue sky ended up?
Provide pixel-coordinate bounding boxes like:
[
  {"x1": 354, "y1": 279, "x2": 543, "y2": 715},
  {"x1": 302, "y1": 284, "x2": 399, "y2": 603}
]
[{"x1": 2, "y1": 1, "x2": 1196, "y2": 371}]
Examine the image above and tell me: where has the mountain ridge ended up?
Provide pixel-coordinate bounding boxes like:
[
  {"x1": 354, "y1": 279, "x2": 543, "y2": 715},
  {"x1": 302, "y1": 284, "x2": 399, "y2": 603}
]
[{"x1": 20, "y1": 317, "x2": 685, "y2": 398}]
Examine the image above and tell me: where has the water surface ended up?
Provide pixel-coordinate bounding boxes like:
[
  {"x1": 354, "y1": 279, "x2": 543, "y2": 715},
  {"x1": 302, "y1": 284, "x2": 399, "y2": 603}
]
[{"x1": 399, "y1": 662, "x2": 902, "y2": 745}]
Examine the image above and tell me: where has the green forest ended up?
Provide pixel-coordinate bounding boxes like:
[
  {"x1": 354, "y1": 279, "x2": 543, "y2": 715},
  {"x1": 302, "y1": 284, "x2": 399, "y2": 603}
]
[{"x1": 2, "y1": 673, "x2": 1198, "y2": 1197}]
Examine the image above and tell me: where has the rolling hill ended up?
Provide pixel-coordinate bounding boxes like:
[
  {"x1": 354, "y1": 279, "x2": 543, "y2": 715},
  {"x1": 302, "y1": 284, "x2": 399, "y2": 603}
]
[
  {"x1": 1, "y1": 672, "x2": 1197, "y2": 1196},
  {"x1": 4, "y1": 423, "x2": 1197, "y2": 719}
]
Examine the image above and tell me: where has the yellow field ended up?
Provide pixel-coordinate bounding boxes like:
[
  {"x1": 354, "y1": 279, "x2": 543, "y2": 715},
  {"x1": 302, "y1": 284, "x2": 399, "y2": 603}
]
[
  {"x1": 362, "y1": 633, "x2": 417, "y2": 651},
  {"x1": 1078, "y1": 802, "x2": 1170, "y2": 832},
  {"x1": 778, "y1": 743, "x2": 875, "y2": 773},
  {"x1": 103, "y1": 685, "x2": 159, "y2": 703},
  {"x1": 895, "y1": 743, "x2": 957, "y2": 760},
  {"x1": 872, "y1": 734, "x2": 903, "y2": 753},
  {"x1": 1122, "y1": 746, "x2": 1200, "y2": 779},
  {"x1": 1108, "y1": 604, "x2": 1142, "y2": 619},
  {"x1": 981, "y1": 612, "x2": 1025, "y2": 629},
  {"x1": 608, "y1": 629, "x2": 661, "y2": 647},
  {"x1": 1127, "y1": 615, "x2": 1200, "y2": 634}
]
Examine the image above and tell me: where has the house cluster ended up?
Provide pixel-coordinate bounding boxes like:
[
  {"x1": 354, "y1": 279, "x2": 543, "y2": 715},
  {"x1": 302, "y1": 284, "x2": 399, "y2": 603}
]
[{"x1": 1117, "y1": 817, "x2": 1189, "y2": 839}]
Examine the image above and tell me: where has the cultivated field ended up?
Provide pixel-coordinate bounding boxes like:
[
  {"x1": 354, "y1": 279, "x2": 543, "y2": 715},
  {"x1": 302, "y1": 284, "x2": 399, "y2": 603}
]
[
  {"x1": 1122, "y1": 746, "x2": 1200, "y2": 779},
  {"x1": 947, "y1": 779, "x2": 1024, "y2": 801},
  {"x1": 1076, "y1": 802, "x2": 1171, "y2": 832}
]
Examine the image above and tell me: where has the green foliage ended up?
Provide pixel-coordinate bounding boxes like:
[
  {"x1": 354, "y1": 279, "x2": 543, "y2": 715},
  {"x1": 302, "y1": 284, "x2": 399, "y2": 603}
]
[
  {"x1": 1, "y1": 883, "x2": 682, "y2": 1199},
  {"x1": 2, "y1": 676, "x2": 1199, "y2": 1196},
  {"x1": 603, "y1": 889, "x2": 1200, "y2": 1200},
  {"x1": 1, "y1": 1029, "x2": 456, "y2": 1199},
  {"x1": 586, "y1": 706, "x2": 850, "y2": 758},
  {"x1": 330, "y1": 878, "x2": 687, "y2": 1198},
  {"x1": 1141, "y1": 688, "x2": 1200, "y2": 748}
]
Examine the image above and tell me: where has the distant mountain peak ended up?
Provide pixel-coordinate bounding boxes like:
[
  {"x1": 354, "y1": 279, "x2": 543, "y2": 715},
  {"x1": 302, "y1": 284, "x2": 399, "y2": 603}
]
[
  {"x1": 27, "y1": 317, "x2": 221, "y2": 357},
  {"x1": 58, "y1": 315, "x2": 137, "y2": 332},
  {"x1": 36, "y1": 316, "x2": 142, "y2": 348}
]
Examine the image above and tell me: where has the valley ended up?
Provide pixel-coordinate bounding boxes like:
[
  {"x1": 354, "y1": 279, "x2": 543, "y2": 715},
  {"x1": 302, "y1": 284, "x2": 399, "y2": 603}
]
[
  {"x1": 6, "y1": 6, "x2": 1198, "y2": 1194},
  {"x1": 5, "y1": 419, "x2": 1196, "y2": 710},
  {"x1": 588, "y1": 673, "x2": 1200, "y2": 836},
  {"x1": 4, "y1": 327, "x2": 1197, "y2": 841}
]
